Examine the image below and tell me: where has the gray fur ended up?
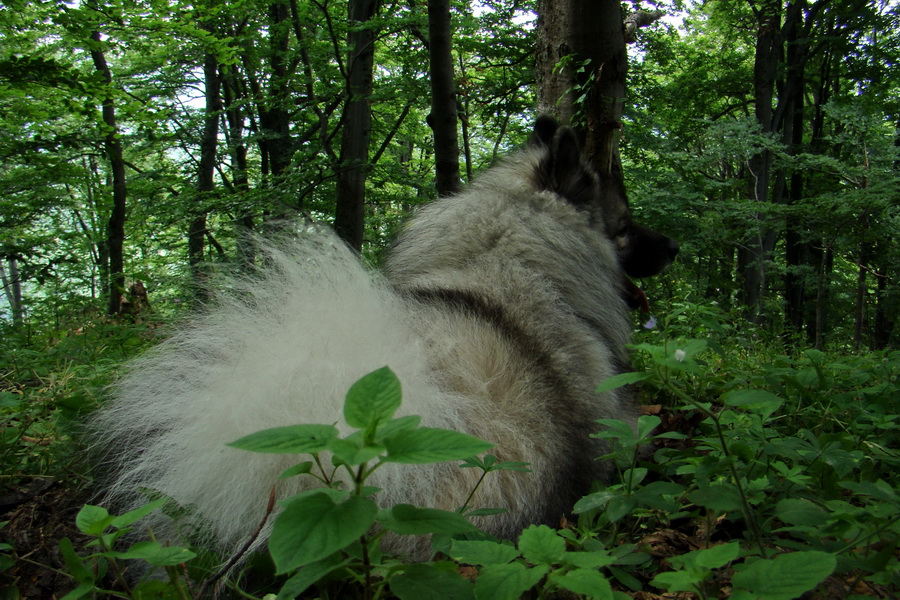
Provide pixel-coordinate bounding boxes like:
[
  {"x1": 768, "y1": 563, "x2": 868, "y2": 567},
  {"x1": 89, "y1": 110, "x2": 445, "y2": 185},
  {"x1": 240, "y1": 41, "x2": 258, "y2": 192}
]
[{"x1": 92, "y1": 122, "x2": 637, "y2": 563}]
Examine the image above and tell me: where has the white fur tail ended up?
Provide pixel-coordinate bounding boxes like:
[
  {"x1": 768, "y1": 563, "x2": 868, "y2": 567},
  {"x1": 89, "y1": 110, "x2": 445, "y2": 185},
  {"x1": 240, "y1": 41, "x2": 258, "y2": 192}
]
[{"x1": 92, "y1": 232, "x2": 454, "y2": 556}]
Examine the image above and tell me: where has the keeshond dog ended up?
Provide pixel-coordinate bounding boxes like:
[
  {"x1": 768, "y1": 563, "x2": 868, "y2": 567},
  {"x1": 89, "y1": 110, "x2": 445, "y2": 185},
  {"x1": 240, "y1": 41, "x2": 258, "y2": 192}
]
[{"x1": 92, "y1": 116, "x2": 678, "y2": 563}]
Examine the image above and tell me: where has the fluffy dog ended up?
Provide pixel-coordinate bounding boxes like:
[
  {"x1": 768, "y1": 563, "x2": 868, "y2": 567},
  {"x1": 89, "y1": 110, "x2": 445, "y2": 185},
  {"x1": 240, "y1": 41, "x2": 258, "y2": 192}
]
[{"x1": 92, "y1": 116, "x2": 677, "y2": 561}]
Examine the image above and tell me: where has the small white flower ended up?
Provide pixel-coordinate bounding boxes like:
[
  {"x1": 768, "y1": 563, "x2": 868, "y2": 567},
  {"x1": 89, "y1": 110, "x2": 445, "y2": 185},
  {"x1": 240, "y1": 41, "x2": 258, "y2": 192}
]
[{"x1": 674, "y1": 349, "x2": 686, "y2": 362}]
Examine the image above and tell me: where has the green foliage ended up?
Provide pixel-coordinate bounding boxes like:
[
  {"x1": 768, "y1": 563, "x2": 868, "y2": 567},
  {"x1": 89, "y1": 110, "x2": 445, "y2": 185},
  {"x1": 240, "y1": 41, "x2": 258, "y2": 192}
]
[
  {"x1": 1, "y1": 304, "x2": 893, "y2": 599},
  {"x1": 610, "y1": 300, "x2": 900, "y2": 597}
]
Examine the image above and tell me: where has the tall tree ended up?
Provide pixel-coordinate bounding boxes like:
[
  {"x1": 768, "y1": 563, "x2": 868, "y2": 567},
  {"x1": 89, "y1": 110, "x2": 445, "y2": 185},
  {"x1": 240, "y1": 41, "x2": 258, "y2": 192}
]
[
  {"x1": 536, "y1": 0, "x2": 662, "y2": 229},
  {"x1": 427, "y1": 0, "x2": 461, "y2": 196},
  {"x1": 86, "y1": 0, "x2": 128, "y2": 315},
  {"x1": 190, "y1": 35, "x2": 222, "y2": 292},
  {"x1": 334, "y1": 0, "x2": 382, "y2": 251}
]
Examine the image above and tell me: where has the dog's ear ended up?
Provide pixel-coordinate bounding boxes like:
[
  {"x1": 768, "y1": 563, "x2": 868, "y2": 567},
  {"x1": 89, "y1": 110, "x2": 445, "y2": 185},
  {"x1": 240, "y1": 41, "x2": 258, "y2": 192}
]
[
  {"x1": 541, "y1": 126, "x2": 599, "y2": 208},
  {"x1": 530, "y1": 115, "x2": 559, "y2": 148}
]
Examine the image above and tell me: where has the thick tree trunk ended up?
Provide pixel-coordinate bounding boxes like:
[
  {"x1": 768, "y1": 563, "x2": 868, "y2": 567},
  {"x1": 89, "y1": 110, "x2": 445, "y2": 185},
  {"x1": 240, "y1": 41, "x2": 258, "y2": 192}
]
[
  {"x1": 334, "y1": 0, "x2": 381, "y2": 251},
  {"x1": 535, "y1": 0, "x2": 574, "y2": 120},
  {"x1": 427, "y1": 0, "x2": 461, "y2": 196},
  {"x1": 740, "y1": 2, "x2": 780, "y2": 322},
  {"x1": 536, "y1": 0, "x2": 630, "y2": 205},
  {"x1": 87, "y1": 9, "x2": 127, "y2": 316},
  {"x1": 782, "y1": 8, "x2": 807, "y2": 336}
]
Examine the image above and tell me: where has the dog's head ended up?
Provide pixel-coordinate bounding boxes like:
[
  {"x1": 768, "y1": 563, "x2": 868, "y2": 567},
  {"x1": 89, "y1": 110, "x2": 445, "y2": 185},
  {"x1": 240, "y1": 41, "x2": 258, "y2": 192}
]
[{"x1": 529, "y1": 116, "x2": 679, "y2": 308}]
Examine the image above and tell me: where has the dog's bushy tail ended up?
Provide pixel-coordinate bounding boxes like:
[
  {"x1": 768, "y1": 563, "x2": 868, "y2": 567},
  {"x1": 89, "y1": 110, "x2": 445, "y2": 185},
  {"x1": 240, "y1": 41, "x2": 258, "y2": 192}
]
[{"x1": 91, "y1": 232, "x2": 451, "y2": 556}]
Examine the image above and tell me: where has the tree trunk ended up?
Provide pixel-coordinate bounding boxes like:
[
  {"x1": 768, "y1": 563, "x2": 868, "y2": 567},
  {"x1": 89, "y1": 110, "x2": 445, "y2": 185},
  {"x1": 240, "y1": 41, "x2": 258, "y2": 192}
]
[
  {"x1": 87, "y1": 5, "x2": 128, "y2": 316},
  {"x1": 0, "y1": 257, "x2": 23, "y2": 326},
  {"x1": 427, "y1": 0, "x2": 461, "y2": 196},
  {"x1": 535, "y1": 0, "x2": 574, "y2": 119},
  {"x1": 191, "y1": 48, "x2": 222, "y2": 295},
  {"x1": 334, "y1": 0, "x2": 381, "y2": 251},
  {"x1": 536, "y1": 0, "x2": 630, "y2": 206},
  {"x1": 739, "y1": 0, "x2": 783, "y2": 323},
  {"x1": 782, "y1": 6, "x2": 807, "y2": 336},
  {"x1": 813, "y1": 245, "x2": 833, "y2": 349},
  {"x1": 267, "y1": 2, "x2": 294, "y2": 182},
  {"x1": 222, "y1": 63, "x2": 255, "y2": 268}
]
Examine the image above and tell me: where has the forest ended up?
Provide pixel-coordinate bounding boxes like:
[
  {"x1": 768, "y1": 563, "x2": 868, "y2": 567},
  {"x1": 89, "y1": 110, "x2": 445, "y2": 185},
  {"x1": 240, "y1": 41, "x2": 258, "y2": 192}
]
[{"x1": 1, "y1": 0, "x2": 899, "y2": 598}]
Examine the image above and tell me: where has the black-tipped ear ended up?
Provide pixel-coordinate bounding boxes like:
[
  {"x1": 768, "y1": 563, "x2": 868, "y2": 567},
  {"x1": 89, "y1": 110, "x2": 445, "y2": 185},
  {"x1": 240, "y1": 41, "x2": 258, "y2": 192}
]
[
  {"x1": 530, "y1": 115, "x2": 559, "y2": 148},
  {"x1": 551, "y1": 126, "x2": 582, "y2": 182},
  {"x1": 534, "y1": 123, "x2": 599, "y2": 207}
]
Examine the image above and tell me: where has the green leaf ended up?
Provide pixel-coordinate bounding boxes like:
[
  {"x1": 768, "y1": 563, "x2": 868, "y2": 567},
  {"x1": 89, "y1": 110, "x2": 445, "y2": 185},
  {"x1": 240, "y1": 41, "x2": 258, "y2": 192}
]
[
  {"x1": 450, "y1": 540, "x2": 520, "y2": 565},
  {"x1": 376, "y1": 415, "x2": 422, "y2": 441},
  {"x1": 60, "y1": 580, "x2": 96, "y2": 600},
  {"x1": 59, "y1": 537, "x2": 92, "y2": 582},
  {"x1": 391, "y1": 564, "x2": 475, "y2": 600},
  {"x1": 385, "y1": 428, "x2": 493, "y2": 464},
  {"x1": 689, "y1": 485, "x2": 743, "y2": 512},
  {"x1": 475, "y1": 563, "x2": 548, "y2": 600},
  {"x1": 607, "y1": 495, "x2": 637, "y2": 522},
  {"x1": 636, "y1": 415, "x2": 661, "y2": 441},
  {"x1": 109, "y1": 498, "x2": 167, "y2": 529},
  {"x1": 564, "y1": 551, "x2": 617, "y2": 569},
  {"x1": 595, "y1": 371, "x2": 649, "y2": 393},
  {"x1": 592, "y1": 418, "x2": 637, "y2": 444},
  {"x1": 671, "y1": 542, "x2": 740, "y2": 570},
  {"x1": 327, "y1": 436, "x2": 385, "y2": 466},
  {"x1": 518, "y1": 525, "x2": 566, "y2": 565},
  {"x1": 731, "y1": 552, "x2": 836, "y2": 600},
  {"x1": 573, "y1": 490, "x2": 617, "y2": 514},
  {"x1": 74, "y1": 505, "x2": 114, "y2": 537},
  {"x1": 0, "y1": 392, "x2": 24, "y2": 409},
  {"x1": 344, "y1": 366, "x2": 402, "y2": 430},
  {"x1": 552, "y1": 568, "x2": 614, "y2": 599},
  {"x1": 107, "y1": 541, "x2": 196, "y2": 566},
  {"x1": 650, "y1": 569, "x2": 702, "y2": 593},
  {"x1": 276, "y1": 552, "x2": 351, "y2": 600},
  {"x1": 774, "y1": 498, "x2": 828, "y2": 527},
  {"x1": 839, "y1": 480, "x2": 900, "y2": 506},
  {"x1": 723, "y1": 389, "x2": 784, "y2": 419},
  {"x1": 279, "y1": 461, "x2": 315, "y2": 479},
  {"x1": 379, "y1": 504, "x2": 477, "y2": 535},
  {"x1": 269, "y1": 493, "x2": 378, "y2": 573},
  {"x1": 228, "y1": 424, "x2": 338, "y2": 454}
]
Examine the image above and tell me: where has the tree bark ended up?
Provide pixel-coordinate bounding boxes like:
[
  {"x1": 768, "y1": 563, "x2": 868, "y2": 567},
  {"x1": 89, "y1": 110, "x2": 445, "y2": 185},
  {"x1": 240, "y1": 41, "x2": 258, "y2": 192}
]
[
  {"x1": 0, "y1": 257, "x2": 23, "y2": 326},
  {"x1": 190, "y1": 47, "x2": 222, "y2": 295},
  {"x1": 334, "y1": 0, "x2": 381, "y2": 251},
  {"x1": 739, "y1": 0, "x2": 781, "y2": 323},
  {"x1": 87, "y1": 4, "x2": 128, "y2": 316},
  {"x1": 427, "y1": 0, "x2": 461, "y2": 196},
  {"x1": 535, "y1": 0, "x2": 574, "y2": 119},
  {"x1": 267, "y1": 2, "x2": 294, "y2": 182},
  {"x1": 222, "y1": 62, "x2": 255, "y2": 268},
  {"x1": 537, "y1": 0, "x2": 630, "y2": 210}
]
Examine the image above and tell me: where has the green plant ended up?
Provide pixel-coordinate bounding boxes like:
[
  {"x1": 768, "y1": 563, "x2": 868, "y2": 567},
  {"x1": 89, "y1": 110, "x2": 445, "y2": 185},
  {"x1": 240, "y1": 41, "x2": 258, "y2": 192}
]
[
  {"x1": 589, "y1": 301, "x2": 900, "y2": 597},
  {"x1": 229, "y1": 366, "x2": 496, "y2": 599},
  {"x1": 61, "y1": 499, "x2": 198, "y2": 599}
]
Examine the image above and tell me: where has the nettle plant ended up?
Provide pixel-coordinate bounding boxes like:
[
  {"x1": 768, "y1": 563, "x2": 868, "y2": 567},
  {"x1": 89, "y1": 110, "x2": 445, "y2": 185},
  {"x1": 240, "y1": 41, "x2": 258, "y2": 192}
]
[{"x1": 228, "y1": 366, "x2": 655, "y2": 600}]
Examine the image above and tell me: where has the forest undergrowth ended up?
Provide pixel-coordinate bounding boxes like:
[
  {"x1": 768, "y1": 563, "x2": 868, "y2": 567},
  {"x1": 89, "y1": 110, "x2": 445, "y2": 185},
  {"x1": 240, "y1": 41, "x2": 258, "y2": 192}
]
[{"x1": 0, "y1": 299, "x2": 898, "y2": 599}]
